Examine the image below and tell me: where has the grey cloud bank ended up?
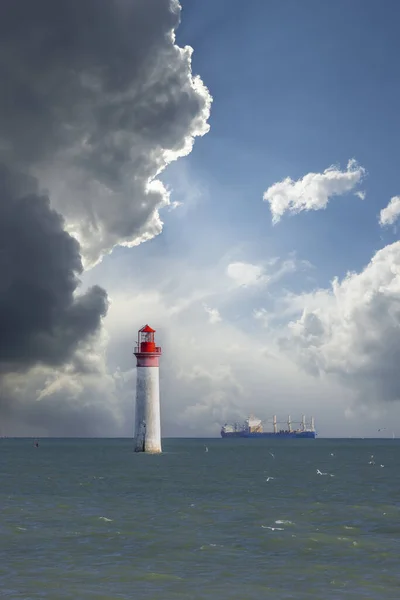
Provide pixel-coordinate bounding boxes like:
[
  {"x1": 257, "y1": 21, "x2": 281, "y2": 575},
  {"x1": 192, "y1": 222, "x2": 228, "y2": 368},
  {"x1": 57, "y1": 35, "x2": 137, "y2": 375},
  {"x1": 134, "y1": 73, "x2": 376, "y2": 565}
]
[{"x1": 0, "y1": 0, "x2": 212, "y2": 435}]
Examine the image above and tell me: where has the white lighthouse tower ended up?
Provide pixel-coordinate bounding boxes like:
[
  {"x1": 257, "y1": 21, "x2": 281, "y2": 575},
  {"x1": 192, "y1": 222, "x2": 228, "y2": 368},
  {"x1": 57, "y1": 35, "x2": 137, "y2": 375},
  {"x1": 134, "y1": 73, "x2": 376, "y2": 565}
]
[{"x1": 133, "y1": 324, "x2": 162, "y2": 453}]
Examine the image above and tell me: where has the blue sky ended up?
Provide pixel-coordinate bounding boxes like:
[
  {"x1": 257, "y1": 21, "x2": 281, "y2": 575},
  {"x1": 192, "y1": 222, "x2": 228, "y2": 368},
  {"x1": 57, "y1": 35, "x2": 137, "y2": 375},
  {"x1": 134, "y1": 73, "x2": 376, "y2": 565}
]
[{"x1": 167, "y1": 0, "x2": 400, "y2": 283}]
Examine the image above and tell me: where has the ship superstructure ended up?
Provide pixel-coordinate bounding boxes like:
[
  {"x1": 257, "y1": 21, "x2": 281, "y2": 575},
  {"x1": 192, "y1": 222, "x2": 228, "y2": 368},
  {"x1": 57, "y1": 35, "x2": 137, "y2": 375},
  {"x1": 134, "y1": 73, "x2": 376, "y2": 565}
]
[{"x1": 221, "y1": 414, "x2": 316, "y2": 439}]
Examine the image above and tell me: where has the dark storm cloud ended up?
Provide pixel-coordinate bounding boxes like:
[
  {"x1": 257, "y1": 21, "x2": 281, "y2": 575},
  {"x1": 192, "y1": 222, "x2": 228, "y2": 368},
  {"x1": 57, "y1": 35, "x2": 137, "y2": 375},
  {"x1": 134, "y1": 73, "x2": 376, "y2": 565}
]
[
  {"x1": 0, "y1": 165, "x2": 108, "y2": 371},
  {"x1": 0, "y1": 0, "x2": 211, "y2": 435},
  {"x1": 0, "y1": 0, "x2": 211, "y2": 265},
  {"x1": 0, "y1": 0, "x2": 178, "y2": 165}
]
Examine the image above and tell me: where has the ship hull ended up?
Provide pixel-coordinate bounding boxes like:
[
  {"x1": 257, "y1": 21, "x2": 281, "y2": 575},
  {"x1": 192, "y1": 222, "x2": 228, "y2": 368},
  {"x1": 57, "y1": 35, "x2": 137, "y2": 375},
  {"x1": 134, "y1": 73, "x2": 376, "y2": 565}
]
[{"x1": 221, "y1": 431, "x2": 316, "y2": 439}]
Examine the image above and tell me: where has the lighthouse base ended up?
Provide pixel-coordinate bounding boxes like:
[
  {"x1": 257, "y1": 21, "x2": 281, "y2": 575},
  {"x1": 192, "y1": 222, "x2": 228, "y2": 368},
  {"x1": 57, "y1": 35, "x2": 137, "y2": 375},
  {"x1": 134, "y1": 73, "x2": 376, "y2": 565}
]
[
  {"x1": 134, "y1": 422, "x2": 161, "y2": 453},
  {"x1": 134, "y1": 366, "x2": 162, "y2": 454},
  {"x1": 134, "y1": 434, "x2": 162, "y2": 453},
  {"x1": 134, "y1": 445, "x2": 162, "y2": 454}
]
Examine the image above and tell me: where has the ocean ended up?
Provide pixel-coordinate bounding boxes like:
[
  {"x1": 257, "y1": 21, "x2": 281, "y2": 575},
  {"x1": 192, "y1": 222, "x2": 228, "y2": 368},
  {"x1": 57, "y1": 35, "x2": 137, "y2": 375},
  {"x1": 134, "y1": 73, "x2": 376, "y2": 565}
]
[{"x1": 1, "y1": 437, "x2": 400, "y2": 599}]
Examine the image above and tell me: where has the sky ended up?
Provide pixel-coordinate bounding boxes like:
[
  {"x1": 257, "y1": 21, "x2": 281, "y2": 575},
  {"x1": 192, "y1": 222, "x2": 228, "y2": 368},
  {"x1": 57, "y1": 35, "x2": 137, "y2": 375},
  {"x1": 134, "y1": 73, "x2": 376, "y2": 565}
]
[{"x1": 1, "y1": 0, "x2": 400, "y2": 438}]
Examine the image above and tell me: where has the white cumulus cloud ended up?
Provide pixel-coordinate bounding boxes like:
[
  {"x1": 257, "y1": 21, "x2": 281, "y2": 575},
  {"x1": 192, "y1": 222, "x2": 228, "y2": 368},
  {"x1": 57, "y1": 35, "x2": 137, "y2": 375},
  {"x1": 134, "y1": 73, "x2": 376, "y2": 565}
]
[
  {"x1": 263, "y1": 159, "x2": 366, "y2": 224},
  {"x1": 226, "y1": 262, "x2": 266, "y2": 287},
  {"x1": 379, "y1": 196, "x2": 400, "y2": 227},
  {"x1": 280, "y1": 241, "x2": 400, "y2": 404},
  {"x1": 203, "y1": 304, "x2": 222, "y2": 324},
  {"x1": 226, "y1": 257, "x2": 311, "y2": 291}
]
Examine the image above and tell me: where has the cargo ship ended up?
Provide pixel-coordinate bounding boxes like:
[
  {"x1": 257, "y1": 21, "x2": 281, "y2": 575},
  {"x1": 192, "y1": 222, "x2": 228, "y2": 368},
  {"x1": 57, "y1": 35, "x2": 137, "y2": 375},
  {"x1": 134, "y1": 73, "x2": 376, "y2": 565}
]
[{"x1": 221, "y1": 415, "x2": 316, "y2": 439}]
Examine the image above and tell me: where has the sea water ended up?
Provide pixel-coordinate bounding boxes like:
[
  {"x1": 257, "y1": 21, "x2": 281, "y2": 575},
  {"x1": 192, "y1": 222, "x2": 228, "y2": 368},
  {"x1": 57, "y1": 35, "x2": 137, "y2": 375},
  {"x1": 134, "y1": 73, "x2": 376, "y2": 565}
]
[{"x1": 1, "y1": 437, "x2": 400, "y2": 599}]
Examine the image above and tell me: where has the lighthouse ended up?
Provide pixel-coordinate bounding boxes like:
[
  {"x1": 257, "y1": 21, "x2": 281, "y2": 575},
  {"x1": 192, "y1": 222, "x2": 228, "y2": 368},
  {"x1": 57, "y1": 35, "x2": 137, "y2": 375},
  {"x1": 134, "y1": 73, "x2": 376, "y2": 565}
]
[{"x1": 133, "y1": 325, "x2": 162, "y2": 453}]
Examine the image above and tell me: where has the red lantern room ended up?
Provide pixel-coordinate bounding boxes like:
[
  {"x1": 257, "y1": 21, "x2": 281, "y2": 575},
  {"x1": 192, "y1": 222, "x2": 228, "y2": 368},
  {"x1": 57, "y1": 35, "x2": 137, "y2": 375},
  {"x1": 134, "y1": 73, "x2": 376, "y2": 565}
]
[{"x1": 135, "y1": 324, "x2": 162, "y2": 356}]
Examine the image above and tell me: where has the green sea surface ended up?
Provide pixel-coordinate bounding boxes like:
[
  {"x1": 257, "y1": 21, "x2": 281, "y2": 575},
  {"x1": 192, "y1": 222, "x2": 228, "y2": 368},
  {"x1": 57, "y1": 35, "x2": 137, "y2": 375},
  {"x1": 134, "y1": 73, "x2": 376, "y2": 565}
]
[{"x1": 1, "y1": 437, "x2": 400, "y2": 599}]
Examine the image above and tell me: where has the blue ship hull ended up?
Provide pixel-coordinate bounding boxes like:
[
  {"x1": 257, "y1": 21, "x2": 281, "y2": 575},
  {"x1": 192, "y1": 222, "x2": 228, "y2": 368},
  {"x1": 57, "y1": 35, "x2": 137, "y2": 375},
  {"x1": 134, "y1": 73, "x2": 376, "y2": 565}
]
[{"x1": 221, "y1": 431, "x2": 316, "y2": 439}]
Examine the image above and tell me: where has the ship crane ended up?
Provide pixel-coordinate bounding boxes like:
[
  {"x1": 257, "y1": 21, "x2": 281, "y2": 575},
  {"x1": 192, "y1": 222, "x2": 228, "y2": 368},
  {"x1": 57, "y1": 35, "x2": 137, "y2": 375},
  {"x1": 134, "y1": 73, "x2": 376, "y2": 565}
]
[{"x1": 261, "y1": 415, "x2": 312, "y2": 432}]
